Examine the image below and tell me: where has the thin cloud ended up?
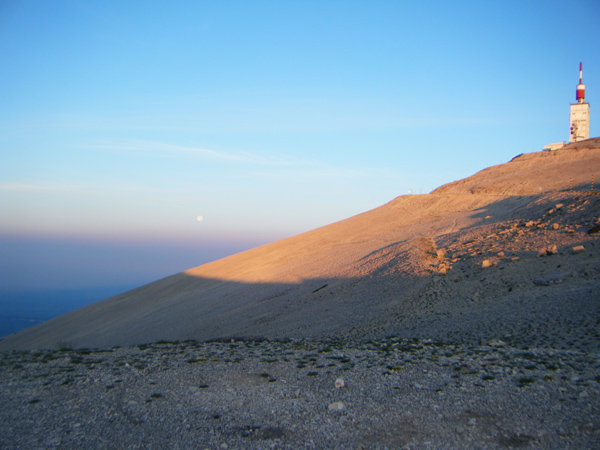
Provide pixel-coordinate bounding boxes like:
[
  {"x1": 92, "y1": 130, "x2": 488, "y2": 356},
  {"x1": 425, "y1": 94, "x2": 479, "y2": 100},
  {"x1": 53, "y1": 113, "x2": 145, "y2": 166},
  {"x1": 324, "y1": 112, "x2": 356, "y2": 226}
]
[
  {"x1": 88, "y1": 140, "x2": 301, "y2": 166},
  {"x1": 0, "y1": 181, "x2": 176, "y2": 200},
  {"x1": 251, "y1": 165, "x2": 398, "y2": 182},
  {"x1": 0, "y1": 183, "x2": 63, "y2": 192}
]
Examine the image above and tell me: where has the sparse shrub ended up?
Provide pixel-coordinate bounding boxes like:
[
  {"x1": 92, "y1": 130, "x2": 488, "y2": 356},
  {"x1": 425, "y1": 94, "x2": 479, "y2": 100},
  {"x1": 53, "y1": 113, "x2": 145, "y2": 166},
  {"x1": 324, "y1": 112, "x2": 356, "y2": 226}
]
[{"x1": 517, "y1": 376, "x2": 536, "y2": 387}]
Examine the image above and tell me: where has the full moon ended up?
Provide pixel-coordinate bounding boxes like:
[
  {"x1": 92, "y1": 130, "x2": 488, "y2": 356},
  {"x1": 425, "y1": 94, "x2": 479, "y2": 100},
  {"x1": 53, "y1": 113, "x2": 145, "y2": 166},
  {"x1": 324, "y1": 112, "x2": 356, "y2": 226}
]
[{"x1": 196, "y1": 215, "x2": 203, "y2": 222}]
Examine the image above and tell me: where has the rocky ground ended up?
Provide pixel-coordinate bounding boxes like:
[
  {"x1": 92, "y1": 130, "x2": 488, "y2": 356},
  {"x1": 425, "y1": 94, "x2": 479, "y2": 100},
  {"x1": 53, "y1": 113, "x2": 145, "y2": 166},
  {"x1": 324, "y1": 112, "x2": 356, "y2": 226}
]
[
  {"x1": 1, "y1": 337, "x2": 599, "y2": 449},
  {"x1": 1, "y1": 192, "x2": 599, "y2": 449}
]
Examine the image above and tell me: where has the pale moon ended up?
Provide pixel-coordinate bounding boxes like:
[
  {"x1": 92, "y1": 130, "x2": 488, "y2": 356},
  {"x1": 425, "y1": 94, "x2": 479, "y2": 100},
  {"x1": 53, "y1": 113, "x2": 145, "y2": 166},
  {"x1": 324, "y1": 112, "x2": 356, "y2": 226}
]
[{"x1": 196, "y1": 215, "x2": 203, "y2": 222}]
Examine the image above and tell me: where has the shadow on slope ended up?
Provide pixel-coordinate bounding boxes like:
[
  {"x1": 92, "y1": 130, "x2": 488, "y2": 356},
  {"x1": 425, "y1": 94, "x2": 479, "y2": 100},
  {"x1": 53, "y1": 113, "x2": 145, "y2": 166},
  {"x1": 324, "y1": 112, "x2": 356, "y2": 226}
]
[
  {"x1": 1, "y1": 191, "x2": 599, "y2": 352},
  {"x1": 1, "y1": 243, "x2": 598, "y2": 353}
]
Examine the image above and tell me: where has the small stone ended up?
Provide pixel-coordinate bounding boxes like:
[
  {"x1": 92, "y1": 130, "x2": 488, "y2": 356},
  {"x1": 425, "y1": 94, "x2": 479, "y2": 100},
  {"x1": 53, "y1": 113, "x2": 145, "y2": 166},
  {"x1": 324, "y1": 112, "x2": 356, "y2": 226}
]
[
  {"x1": 572, "y1": 245, "x2": 585, "y2": 254},
  {"x1": 436, "y1": 249, "x2": 446, "y2": 259},
  {"x1": 525, "y1": 220, "x2": 535, "y2": 227},
  {"x1": 537, "y1": 248, "x2": 548, "y2": 257},
  {"x1": 555, "y1": 203, "x2": 563, "y2": 209},
  {"x1": 548, "y1": 244, "x2": 558, "y2": 254},
  {"x1": 511, "y1": 256, "x2": 520, "y2": 261},
  {"x1": 468, "y1": 418, "x2": 477, "y2": 426},
  {"x1": 481, "y1": 259, "x2": 494, "y2": 268},
  {"x1": 335, "y1": 378, "x2": 345, "y2": 388},
  {"x1": 414, "y1": 383, "x2": 424, "y2": 390},
  {"x1": 488, "y1": 339, "x2": 506, "y2": 347},
  {"x1": 497, "y1": 251, "x2": 505, "y2": 258},
  {"x1": 328, "y1": 401, "x2": 345, "y2": 411},
  {"x1": 553, "y1": 223, "x2": 560, "y2": 230}
]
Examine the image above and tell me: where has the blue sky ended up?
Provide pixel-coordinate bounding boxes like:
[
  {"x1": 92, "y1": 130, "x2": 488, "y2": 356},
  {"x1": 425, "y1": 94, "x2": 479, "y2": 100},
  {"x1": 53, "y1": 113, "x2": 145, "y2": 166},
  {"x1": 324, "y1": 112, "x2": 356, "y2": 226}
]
[{"x1": 1, "y1": 0, "x2": 599, "y2": 292}]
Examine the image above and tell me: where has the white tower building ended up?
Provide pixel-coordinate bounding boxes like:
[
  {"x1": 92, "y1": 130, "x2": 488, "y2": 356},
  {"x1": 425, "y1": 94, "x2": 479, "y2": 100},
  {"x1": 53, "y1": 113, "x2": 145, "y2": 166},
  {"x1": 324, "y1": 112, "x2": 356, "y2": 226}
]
[{"x1": 570, "y1": 62, "x2": 590, "y2": 143}]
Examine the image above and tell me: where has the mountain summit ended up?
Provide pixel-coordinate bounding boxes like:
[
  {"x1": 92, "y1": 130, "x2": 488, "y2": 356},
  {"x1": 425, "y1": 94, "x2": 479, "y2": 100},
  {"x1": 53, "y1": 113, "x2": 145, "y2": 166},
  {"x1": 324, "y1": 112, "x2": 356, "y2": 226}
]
[{"x1": 2, "y1": 140, "x2": 599, "y2": 351}]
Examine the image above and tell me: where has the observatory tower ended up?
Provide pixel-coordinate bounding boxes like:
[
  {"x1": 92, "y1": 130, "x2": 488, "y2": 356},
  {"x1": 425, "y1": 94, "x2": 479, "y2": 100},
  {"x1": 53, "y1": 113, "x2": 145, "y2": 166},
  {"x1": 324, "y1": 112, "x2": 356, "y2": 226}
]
[{"x1": 570, "y1": 62, "x2": 590, "y2": 142}]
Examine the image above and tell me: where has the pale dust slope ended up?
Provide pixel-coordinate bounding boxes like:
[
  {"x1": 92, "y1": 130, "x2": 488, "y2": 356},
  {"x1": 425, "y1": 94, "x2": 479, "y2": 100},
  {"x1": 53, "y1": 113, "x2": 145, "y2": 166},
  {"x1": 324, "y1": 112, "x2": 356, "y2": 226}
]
[
  {"x1": 1, "y1": 143, "x2": 599, "y2": 351},
  {"x1": 433, "y1": 138, "x2": 600, "y2": 195}
]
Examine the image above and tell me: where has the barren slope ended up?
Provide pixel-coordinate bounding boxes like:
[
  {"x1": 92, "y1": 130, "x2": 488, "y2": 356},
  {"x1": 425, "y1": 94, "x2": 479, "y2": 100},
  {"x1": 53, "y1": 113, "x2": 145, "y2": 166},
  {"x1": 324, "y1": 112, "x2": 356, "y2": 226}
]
[
  {"x1": 1, "y1": 141, "x2": 599, "y2": 351},
  {"x1": 433, "y1": 138, "x2": 600, "y2": 195}
]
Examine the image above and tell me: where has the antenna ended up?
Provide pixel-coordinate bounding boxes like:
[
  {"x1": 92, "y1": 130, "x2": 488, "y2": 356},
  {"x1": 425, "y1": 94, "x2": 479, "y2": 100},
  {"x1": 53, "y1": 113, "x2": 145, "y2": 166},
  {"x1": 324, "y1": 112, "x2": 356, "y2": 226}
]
[{"x1": 576, "y1": 62, "x2": 585, "y2": 103}]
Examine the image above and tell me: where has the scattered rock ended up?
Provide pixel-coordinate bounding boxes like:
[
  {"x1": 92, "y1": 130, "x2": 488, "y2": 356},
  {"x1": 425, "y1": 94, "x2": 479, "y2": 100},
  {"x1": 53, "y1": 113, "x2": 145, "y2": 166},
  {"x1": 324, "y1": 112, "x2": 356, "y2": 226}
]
[
  {"x1": 481, "y1": 259, "x2": 495, "y2": 268},
  {"x1": 328, "y1": 401, "x2": 345, "y2": 411},
  {"x1": 553, "y1": 223, "x2": 560, "y2": 230},
  {"x1": 488, "y1": 339, "x2": 506, "y2": 347},
  {"x1": 497, "y1": 251, "x2": 505, "y2": 258},
  {"x1": 335, "y1": 378, "x2": 345, "y2": 388},
  {"x1": 438, "y1": 264, "x2": 449, "y2": 275},
  {"x1": 538, "y1": 245, "x2": 558, "y2": 257},
  {"x1": 555, "y1": 203, "x2": 564, "y2": 210},
  {"x1": 533, "y1": 272, "x2": 572, "y2": 286},
  {"x1": 436, "y1": 249, "x2": 446, "y2": 259},
  {"x1": 572, "y1": 245, "x2": 585, "y2": 254}
]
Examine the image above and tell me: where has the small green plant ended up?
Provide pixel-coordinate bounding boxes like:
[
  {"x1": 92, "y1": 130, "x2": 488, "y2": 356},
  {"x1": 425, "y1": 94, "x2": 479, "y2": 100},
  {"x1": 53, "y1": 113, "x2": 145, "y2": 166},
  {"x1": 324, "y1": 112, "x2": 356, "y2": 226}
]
[{"x1": 517, "y1": 376, "x2": 536, "y2": 387}]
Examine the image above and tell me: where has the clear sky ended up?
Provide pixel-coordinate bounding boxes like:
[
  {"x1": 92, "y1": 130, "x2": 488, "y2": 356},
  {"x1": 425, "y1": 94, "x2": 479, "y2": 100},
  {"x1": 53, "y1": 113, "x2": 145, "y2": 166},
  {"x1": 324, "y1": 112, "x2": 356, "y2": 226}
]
[{"x1": 1, "y1": 0, "x2": 599, "y2": 292}]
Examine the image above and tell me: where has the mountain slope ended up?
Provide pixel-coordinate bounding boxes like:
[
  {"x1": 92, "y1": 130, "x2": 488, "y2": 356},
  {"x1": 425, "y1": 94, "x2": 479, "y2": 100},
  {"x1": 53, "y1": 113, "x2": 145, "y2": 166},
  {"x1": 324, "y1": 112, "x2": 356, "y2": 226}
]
[{"x1": 1, "y1": 141, "x2": 599, "y2": 351}]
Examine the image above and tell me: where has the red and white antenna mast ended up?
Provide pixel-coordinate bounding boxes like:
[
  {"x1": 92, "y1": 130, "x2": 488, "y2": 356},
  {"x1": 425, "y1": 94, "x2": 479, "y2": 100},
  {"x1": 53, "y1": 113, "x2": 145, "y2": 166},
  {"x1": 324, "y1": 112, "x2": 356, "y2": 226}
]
[{"x1": 576, "y1": 62, "x2": 586, "y2": 103}]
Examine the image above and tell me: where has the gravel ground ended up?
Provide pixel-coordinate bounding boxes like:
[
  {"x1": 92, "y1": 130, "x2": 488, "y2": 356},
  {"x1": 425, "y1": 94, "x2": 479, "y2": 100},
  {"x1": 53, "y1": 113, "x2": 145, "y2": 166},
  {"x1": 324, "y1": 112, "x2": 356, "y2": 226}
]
[{"x1": 1, "y1": 338, "x2": 599, "y2": 449}]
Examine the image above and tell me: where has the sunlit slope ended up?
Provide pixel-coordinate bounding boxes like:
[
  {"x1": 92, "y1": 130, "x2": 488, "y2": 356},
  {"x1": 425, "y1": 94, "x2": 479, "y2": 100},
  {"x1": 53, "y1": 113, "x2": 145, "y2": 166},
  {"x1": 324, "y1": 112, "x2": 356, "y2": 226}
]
[
  {"x1": 1, "y1": 141, "x2": 599, "y2": 350},
  {"x1": 433, "y1": 138, "x2": 600, "y2": 195}
]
